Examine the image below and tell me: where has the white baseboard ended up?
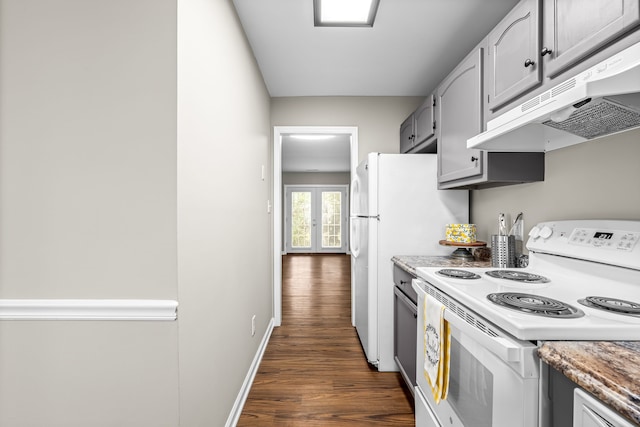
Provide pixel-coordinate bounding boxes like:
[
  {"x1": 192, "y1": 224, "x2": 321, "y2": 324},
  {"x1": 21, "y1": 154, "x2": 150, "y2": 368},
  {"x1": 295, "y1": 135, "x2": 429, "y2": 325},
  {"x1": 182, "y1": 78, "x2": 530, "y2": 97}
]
[
  {"x1": 0, "y1": 299, "x2": 178, "y2": 320},
  {"x1": 225, "y1": 317, "x2": 275, "y2": 427}
]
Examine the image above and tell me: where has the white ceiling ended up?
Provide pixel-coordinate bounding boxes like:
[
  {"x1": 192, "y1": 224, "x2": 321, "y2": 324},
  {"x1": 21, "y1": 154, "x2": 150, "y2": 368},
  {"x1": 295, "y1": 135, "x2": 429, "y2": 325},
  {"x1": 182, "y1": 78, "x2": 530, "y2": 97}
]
[
  {"x1": 232, "y1": 0, "x2": 519, "y2": 97},
  {"x1": 232, "y1": 0, "x2": 519, "y2": 171}
]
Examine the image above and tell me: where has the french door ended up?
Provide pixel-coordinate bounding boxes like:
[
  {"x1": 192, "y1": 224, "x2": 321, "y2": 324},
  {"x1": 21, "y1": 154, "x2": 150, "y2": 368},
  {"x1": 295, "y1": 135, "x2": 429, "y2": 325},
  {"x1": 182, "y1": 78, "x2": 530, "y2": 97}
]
[{"x1": 284, "y1": 185, "x2": 348, "y2": 253}]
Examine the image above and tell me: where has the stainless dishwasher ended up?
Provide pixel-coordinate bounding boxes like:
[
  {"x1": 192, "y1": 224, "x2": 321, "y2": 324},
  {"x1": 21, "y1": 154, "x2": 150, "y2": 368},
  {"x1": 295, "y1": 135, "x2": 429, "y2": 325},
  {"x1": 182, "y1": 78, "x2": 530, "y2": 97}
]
[{"x1": 393, "y1": 265, "x2": 418, "y2": 395}]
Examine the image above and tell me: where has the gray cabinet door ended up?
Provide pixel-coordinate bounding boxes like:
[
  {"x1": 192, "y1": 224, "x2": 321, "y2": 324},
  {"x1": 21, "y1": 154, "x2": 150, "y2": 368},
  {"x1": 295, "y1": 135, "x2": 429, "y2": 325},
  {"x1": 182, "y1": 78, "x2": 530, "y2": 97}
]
[
  {"x1": 543, "y1": 0, "x2": 640, "y2": 78},
  {"x1": 399, "y1": 114, "x2": 414, "y2": 153},
  {"x1": 414, "y1": 95, "x2": 435, "y2": 146},
  {"x1": 486, "y1": 0, "x2": 541, "y2": 112},
  {"x1": 437, "y1": 47, "x2": 484, "y2": 184}
]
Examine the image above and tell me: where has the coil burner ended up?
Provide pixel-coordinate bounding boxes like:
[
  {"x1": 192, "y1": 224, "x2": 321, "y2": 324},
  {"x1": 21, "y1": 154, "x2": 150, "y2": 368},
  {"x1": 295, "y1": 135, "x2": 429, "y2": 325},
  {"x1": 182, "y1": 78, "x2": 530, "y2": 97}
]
[
  {"x1": 485, "y1": 270, "x2": 550, "y2": 284},
  {"x1": 436, "y1": 269, "x2": 481, "y2": 280},
  {"x1": 578, "y1": 296, "x2": 640, "y2": 317},
  {"x1": 487, "y1": 292, "x2": 584, "y2": 318}
]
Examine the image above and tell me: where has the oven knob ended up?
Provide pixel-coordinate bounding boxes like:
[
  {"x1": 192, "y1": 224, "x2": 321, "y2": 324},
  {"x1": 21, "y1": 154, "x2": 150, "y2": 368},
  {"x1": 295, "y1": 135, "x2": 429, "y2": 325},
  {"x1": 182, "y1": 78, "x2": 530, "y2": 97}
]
[
  {"x1": 529, "y1": 226, "x2": 541, "y2": 239},
  {"x1": 539, "y1": 225, "x2": 553, "y2": 239}
]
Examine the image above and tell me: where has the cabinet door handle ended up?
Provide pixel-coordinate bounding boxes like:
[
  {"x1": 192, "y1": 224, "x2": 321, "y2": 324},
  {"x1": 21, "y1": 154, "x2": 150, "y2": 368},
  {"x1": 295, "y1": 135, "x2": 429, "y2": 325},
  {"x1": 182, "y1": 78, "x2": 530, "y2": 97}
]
[
  {"x1": 524, "y1": 58, "x2": 535, "y2": 67},
  {"x1": 471, "y1": 156, "x2": 478, "y2": 162},
  {"x1": 541, "y1": 47, "x2": 552, "y2": 57}
]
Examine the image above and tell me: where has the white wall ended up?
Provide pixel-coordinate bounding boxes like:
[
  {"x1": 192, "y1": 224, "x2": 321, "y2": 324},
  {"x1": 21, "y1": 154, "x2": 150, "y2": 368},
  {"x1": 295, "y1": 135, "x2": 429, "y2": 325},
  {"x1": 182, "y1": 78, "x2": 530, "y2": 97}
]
[
  {"x1": 0, "y1": 0, "x2": 272, "y2": 425},
  {"x1": 271, "y1": 97, "x2": 424, "y2": 162},
  {"x1": 283, "y1": 172, "x2": 351, "y2": 185},
  {"x1": 0, "y1": 0, "x2": 179, "y2": 425},
  {"x1": 471, "y1": 128, "x2": 640, "y2": 243},
  {"x1": 177, "y1": 0, "x2": 272, "y2": 425}
]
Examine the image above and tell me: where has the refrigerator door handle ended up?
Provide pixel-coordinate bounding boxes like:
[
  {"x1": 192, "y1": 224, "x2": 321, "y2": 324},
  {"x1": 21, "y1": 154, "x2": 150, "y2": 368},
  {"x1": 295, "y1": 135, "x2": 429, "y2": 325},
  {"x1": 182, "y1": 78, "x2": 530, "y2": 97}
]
[
  {"x1": 350, "y1": 218, "x2": 360, "y2": 258},
  {"x1": 354, "y1": 215, "x2": 378, "y2": 220},
  {"x1": 350, "y1": 177, "x2": 360, "y2": 217}
]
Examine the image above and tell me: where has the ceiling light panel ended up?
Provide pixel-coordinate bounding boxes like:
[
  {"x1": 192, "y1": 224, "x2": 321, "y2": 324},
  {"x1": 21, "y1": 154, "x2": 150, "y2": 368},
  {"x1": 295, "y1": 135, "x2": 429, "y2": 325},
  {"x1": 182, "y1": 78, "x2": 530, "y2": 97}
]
[
  {"x1": 289, "y1": 134, "x2": 337, "y2": 140},
  {"x1": 314, "y1": 0, "x2": 380, "y2": 27}
]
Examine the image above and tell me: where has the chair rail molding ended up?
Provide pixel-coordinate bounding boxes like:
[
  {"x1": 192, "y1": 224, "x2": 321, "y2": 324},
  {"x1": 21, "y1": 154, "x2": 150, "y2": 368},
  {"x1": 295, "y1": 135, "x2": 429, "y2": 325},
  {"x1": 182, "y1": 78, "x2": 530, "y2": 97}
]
[{"x1": 0, "y1": 299, "x2": 178, "y2": 320}]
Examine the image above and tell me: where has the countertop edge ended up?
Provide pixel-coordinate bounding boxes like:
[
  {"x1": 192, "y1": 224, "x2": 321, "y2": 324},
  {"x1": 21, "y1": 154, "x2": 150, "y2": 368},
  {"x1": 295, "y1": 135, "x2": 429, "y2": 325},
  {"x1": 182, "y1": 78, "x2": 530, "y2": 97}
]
[{"x1": 391, "y1": 255, "x2": 491, "y2": 276}]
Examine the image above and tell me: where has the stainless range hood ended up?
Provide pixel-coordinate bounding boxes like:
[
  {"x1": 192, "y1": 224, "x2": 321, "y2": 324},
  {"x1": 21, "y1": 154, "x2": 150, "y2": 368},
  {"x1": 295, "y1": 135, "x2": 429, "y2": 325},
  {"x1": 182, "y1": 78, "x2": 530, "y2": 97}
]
[{"x1": 468, "y1": 40, "x2": 640, "y2": 152}]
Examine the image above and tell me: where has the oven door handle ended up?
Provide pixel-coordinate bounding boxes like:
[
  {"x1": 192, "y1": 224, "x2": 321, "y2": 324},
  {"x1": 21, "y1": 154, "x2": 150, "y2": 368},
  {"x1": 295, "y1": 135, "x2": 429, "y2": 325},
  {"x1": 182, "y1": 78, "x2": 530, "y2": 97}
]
[{"x1": 443, "y1": 310, "x2": 522, "y2": 363}]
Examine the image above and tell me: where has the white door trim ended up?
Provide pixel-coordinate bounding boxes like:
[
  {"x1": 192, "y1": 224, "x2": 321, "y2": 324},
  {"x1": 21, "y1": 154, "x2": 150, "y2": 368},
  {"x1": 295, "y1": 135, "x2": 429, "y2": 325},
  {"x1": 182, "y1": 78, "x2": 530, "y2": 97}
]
[{"x1": 273, "y1": 126, "x2": 358, "y2": 326}]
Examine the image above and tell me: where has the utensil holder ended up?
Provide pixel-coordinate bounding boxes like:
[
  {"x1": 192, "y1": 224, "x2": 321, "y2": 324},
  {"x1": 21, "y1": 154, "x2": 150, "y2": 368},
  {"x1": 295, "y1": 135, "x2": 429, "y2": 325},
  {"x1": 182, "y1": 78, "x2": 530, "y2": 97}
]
[{"x1": 491, "y1": 235, "x2": 516, "y2": 268}]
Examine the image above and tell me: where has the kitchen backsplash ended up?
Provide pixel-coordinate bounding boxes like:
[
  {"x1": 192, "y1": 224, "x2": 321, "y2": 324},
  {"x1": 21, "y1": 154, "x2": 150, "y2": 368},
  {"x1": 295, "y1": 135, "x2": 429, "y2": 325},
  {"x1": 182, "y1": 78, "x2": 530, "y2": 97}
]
[{"x1": 471, "y1": 128, "x2": 640, "y2": 250}]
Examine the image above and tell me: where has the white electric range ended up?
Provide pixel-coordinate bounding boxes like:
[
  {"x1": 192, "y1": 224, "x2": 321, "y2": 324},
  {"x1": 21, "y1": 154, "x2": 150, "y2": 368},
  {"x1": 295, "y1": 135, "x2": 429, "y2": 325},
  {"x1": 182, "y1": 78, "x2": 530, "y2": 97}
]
[{"x1": 412, "y1": 219, "x2": 640, "y2": 427}]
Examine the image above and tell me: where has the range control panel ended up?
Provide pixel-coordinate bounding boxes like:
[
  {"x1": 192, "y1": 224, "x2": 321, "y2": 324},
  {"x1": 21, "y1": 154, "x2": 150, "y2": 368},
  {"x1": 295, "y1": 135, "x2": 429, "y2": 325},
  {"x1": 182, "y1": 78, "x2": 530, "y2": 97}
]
[
  {"x1": 568, "y1": 228, "x2": 639, "y2": 251},
  {"x1": 527, "y1": 220, "x2": 640, "y2": 270}
]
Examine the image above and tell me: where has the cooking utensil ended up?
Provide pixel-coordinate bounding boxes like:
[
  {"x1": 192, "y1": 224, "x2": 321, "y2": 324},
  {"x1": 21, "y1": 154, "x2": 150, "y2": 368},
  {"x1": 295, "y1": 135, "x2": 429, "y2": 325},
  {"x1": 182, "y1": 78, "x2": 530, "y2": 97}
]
[
  {"x1": 509, "y1": 212, "x2": 523, "y2": 236},
  {"x1": 499, "y1": 213, "x2": 507, "y2": 236}
]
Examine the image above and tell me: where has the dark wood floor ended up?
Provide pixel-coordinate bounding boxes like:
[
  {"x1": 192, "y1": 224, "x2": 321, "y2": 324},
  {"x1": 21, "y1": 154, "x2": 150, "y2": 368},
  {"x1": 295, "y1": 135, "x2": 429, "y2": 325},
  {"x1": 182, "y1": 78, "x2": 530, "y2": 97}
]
[{"x1": 237, "y1": 254, "x2": 414, "y2": 426}]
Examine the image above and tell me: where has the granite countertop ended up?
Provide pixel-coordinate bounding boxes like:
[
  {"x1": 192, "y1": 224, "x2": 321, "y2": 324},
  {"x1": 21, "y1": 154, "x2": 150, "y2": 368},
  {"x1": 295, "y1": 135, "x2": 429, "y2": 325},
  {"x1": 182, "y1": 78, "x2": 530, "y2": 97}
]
[
  {"x1": 539, "y1": 341, "x2": 640, "y2": 426},
  {"x1": 391, "y1": 254, "x2": 491, "y2": 276}
]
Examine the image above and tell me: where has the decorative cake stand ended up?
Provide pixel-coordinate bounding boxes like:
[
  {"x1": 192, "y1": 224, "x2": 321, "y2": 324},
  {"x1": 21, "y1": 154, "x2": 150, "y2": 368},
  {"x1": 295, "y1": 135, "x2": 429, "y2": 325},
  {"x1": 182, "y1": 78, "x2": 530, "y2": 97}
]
[{"x1": 438, "y1": 240, "x2": 487, "y2": 260}]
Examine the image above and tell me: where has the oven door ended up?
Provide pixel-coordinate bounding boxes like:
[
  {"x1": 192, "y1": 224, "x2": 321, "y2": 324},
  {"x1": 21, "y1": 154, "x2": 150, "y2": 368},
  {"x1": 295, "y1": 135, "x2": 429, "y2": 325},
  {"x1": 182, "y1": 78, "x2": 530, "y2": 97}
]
[{"x1": 414, "y1": 279, "x2": 540, "y2": 427}]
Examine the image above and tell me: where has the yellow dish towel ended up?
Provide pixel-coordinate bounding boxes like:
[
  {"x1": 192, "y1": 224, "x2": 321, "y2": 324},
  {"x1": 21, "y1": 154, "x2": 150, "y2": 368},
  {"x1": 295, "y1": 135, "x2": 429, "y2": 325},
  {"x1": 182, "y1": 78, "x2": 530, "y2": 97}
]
[{"x1": 423, "y1": 295, "x2": 451, "y2": 403}]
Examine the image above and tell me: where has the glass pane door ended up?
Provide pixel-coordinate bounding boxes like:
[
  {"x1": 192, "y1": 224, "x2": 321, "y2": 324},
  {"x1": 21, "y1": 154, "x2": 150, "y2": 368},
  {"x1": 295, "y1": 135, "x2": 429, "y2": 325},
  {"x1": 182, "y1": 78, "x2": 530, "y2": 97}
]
[
  {"x1": 285, "y1": 186, "x2": 348, "y2": 253},
  {"x1": 321, "y1": 191, "x2": 342, "y2": 249},
  {"x1": 291, "y1": 190, "x2": 313, "y2": 250}
]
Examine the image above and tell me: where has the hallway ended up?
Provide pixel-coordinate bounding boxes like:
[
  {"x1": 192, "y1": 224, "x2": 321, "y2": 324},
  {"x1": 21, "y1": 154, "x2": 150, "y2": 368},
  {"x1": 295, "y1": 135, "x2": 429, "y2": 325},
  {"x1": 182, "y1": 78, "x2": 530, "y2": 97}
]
[{"x1": 237, "y1": 254, "x2": 414, "y2": 426}]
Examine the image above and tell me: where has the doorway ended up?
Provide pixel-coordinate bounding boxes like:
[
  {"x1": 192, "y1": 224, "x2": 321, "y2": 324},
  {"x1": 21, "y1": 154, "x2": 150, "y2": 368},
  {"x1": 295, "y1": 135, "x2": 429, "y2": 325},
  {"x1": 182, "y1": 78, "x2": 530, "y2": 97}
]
[
  {"x1": 273, "y1": 126, "x2": 358, "y2": 326},
  {"x1": 284, "y1": 185, "x2": 348, "y2": 253}
]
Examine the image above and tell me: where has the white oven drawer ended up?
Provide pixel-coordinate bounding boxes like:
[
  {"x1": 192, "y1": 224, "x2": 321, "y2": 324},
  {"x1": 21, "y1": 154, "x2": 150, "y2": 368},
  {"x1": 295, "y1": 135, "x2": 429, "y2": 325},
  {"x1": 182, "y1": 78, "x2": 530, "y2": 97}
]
[{"x1": 415, "y1": 386, "x2": 441, "y2": 427}]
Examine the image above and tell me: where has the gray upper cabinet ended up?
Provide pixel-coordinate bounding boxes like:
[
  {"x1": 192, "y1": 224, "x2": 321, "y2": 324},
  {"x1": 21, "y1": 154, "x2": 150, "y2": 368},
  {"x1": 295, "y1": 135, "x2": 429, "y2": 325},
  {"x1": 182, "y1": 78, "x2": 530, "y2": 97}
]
[
  {"x1": 413, "y1": 95, "x2": 436, "y2": 149},
  {"x1": 399, "y1": 114, "x2": 415, "y2": 153},
  {"x1": 421, "y1": 0, "x2": 640, "y2": 188},
  {"x1": 542, "y1": 0, "x2": 640, "y2": 78},
  {"x1": 437, "y1": 46, "x2": 484, "y2": 185},
  {"x1": 486, "y1": 0, "x2": 541, "y2": 112},
  {"x1": 484, "y1": 0, "x2": 640, "y2": 123},
  {"x1": 399, "y1": 95, "x2": 437, "y2": 154},
  {"x1": 437, "y1": 40, "x2": 545, "y2": 189}
]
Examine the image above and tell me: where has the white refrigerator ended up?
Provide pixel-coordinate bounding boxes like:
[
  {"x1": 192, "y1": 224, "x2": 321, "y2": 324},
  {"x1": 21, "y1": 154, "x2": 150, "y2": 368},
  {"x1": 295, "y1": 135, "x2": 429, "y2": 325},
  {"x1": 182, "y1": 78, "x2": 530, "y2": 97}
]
[{"x1": 350, "y1": 153, "x2": 468, "y2": 371}]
